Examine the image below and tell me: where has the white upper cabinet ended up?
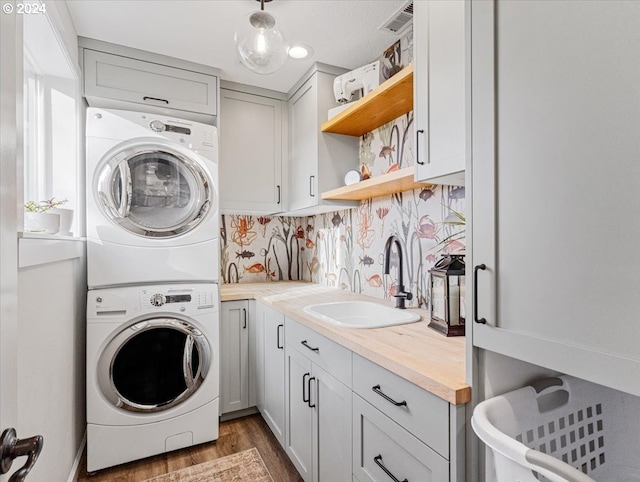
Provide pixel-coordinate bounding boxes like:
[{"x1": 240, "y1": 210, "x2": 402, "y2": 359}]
[
  {"x1": 471, "y1": 0, "x2": 640, "y2": 396},
  {"x1": 219, "y1": 88, "x2": 284, "y2": 214},
  {"x1": 414, "y1": 0, "x2": 465, "y2": 186},
  {"x1": 286, "y1": 65, "x2": 359, "y2": 215},
  {"x1": 81, "y1": 41, "x2": 219, "y2": 123}
]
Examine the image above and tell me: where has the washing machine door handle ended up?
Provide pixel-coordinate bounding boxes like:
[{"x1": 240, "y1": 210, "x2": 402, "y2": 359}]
[
  {"x1": 116, "y1": 161, "x2": 132, "y2": 218},
  {"x1": 183, "y1": 335, "x2": 196, "y2": 389}
]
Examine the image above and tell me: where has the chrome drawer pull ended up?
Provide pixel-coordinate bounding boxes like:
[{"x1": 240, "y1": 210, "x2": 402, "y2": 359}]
[
  {"x1": 372, "y1": 385, "x2": 407, "y2": 407},
  {"x1": 301, "y1": 340, "x2": 319, "y2": 352},
  {"x1": 374, "y1": 454, "x2": 408, "y2": 482}
]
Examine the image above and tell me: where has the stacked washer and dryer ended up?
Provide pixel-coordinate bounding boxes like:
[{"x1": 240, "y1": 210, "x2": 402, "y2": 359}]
[{"x1": 85, "y1": 108, "x2": 220, "y2": 472}]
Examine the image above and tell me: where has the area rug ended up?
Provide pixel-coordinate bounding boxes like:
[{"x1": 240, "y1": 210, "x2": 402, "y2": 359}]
[{"x1": 142, "y1": 448, "x2": 274, "y2": 482}]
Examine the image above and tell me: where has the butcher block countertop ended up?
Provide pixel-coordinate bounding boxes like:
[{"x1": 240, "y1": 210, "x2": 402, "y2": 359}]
[{"x1": 220, "y1": 282, "x2": 470, "y2": 405}]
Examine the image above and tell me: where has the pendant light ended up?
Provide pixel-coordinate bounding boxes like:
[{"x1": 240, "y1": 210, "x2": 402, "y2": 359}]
[{"x1": 235, "y1": 0, "x2": 289, "y2": 75}]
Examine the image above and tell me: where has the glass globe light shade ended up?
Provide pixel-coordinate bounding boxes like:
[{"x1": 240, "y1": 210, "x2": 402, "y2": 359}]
[{"x1": 235, "y1": 10, "x2": 289, "y2": 74}]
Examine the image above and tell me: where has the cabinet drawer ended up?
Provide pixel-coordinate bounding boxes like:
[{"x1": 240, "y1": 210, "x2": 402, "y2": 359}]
[
  {"x1": 353, "y1": 354, "x2": 449, "y2": 458},
  {"x1": 353, "y1": 395, "x2": 449, "y2": 482},
  {"x1": 285, "y1": 317, "x2": 352, "y2": 387},
  {"x1": 84, "y1": 50, "x2": 217, "y2": 116}
]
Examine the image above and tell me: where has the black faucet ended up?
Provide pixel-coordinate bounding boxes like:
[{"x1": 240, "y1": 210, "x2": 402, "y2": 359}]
[{"x1": 383, "y1": 235, "x2": 413, "y2": 309}]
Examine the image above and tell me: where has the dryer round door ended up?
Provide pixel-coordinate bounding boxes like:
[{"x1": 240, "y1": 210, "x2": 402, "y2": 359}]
[
  {"x1": 97, "y1": 316, "x2": 212, "y2": 413},
  {"x1": 94, "y1": 138, "x2": 213, "y2": 238}
]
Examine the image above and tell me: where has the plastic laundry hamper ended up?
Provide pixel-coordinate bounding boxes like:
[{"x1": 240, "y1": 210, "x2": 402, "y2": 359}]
[{"x1": 472, "y1": 375, "x2": 640, "y2": 482}]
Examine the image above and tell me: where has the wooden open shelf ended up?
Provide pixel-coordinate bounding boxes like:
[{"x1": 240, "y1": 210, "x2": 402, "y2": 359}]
[
  {"x1": 321, "y1": 64, "x2": 414, "y2": 137},
  {"x1": 321, "y1": 167, "x2": 432, "y2": 201}
]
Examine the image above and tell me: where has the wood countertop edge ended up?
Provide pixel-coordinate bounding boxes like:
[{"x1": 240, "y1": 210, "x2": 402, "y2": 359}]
[{"x1": 220, "y1": 282, "x2": 471, "y2": 405}]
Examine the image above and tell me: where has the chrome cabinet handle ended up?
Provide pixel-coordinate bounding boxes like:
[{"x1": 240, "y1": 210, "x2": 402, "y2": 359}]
[
  {"x1": 143, "y1": 96, "x2": 169, "y2": 104},
  {"x1": 242, "y1": 308, "x2": 247, "y2": 329},
  {"x1": 301, "y1": 340, "x2": 319, "y2": 353},
  {"x1": 474, "y1": 264, "x2": 487, "y2": 324},
  {"x1": 302, "y1": 373, "x2": 310, "y2": 404},
  {"x1": 276, "y1": 324, "x2": 284, "y2": 349},
  {"x1": 374, "y1": 454, "x2": 408, "y2": 482},
  {"x1": 416, "y1": 129, "x2": 425, "y2": 165},
  {"x1": 372, "y1": 385, "x2": 407, "y2": 407},
  {"x1": 309, "y1": 175, "x2": 315, "y2": 197},
  {"x1": 307, "y1": 377, "x2": 316, "y2": 408},
  {"x1": 0, "y1": 428, "x2": 44, "y2": 482}
]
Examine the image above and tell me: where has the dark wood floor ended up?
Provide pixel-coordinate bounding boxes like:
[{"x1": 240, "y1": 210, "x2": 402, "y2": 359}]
[{"x1": 78, "y1": 414, "x2": 302, "y2": 481}]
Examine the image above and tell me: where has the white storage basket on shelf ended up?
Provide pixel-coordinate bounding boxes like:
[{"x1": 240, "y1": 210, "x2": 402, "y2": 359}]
[{"x1": 472, "y1": 375, "x2": 640, "y2": 482}]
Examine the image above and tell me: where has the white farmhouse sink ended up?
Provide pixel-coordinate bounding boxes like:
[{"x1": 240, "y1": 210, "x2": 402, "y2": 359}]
[{"x1": 303, "y1": 301, "x2": 421, "y2": 329}]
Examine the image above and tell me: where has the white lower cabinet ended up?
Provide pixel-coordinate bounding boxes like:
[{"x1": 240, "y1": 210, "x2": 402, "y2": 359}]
[
  {"x1": 220, "y1": 300, "x2": 250, "y2": 414},
  {"x1": 257, "y1": 302, "x2": 286, "y2": 447},
  {"x1": 352, "y1": 395, "x2": 448, "y2": 482},
  {"x1": 285, "y1": 317, "x2": 352, "y2": 482}
]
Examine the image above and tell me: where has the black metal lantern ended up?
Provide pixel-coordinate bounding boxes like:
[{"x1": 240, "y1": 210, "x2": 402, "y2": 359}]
[{"x1": 428, "y1": 254, "x2": 465, "y2": 336}]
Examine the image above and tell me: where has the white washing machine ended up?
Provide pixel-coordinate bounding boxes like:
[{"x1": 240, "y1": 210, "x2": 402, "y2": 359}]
[
  {"x1": 86, "y1": 283, "x2": 219, "y2": 472},
  {"x1": 86, "y1": 107, "x2": 219, "y2": 289}
]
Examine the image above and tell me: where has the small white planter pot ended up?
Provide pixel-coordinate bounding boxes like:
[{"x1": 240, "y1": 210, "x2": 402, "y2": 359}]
[
  {"x1": 24, "y1": 212, "x2": 60, "y2": 234},
  {"x1": 50, "y1": 208, "x2": 74, "y2": 236}
]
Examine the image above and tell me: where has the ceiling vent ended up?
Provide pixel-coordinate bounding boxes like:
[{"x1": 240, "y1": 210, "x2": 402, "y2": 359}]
[{"x1": 379, "y1": 1, "x2": 413, "y2": 35}]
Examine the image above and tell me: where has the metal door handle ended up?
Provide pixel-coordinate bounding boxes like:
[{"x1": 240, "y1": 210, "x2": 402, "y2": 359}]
[
  {"x1": 183, "y1": 335, "x2": 196, "y2": 388},
  {"x1": 143, "y1": 96, "x2": 169, "y2": 104},
  {"x1": 374, "y1": 455, "x2": 408, "y2": 482},
  {"x1": 277, "y1": 185, "x2": 281, "y2": 204},
  {"x1": 474, "y1": 264, "x2": 487, "y2": 324},
  {"x1": 276, "y1": 324, "x2": 283, "y2": 349},
  {"x1": 309, "y1": 175, "x2": 315, "y2": 197},
  {"x1": 242, "y1": 308, "x2": 247, "y2": 329},
  {"x1": 416, "y1": 129, "x2": 425, "y2": 165},
  {"x1": 0, "y1": 428, "x2": 44, "y2": 482},
  {"x1": 302, "y1": 373, "x2": 310, "y2": 404},
  {"x1": 307, "y1": 377, "x2": 316, "y2": 408},
  {"x1": 301, "y1": 340, "x2": 319, "y2": 353},
  {"x1": 372, "y1": 385, "x2": 407, "y2": 407}
]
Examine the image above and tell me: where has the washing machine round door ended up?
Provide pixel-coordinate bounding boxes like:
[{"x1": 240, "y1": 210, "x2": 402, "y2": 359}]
[
  {"x1": 95, "y1": 139, "x2": 212, "y2": 238},
  {"x1": 97, "y1": 317, "x2": 211, "y2": 413}
]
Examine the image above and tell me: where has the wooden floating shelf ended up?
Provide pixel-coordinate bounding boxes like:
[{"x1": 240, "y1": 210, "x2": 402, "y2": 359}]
[
  {"x1": 321, "y1": 64, "x2": 414, "y2": 137},
  {"x1": 321, "y1": 167, "x2": 432, "y2": 201}
]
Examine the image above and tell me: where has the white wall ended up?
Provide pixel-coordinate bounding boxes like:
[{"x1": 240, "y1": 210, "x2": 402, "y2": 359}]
[{"x1": 17, "y1": 256, "x2": 86, "y2": 482}]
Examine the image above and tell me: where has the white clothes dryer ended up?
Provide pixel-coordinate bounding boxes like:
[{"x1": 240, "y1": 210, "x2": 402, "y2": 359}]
[
  {"x1": 86, "y1": 107, "x2": 219, "y2": 289},
  {"x1": 86, "y1": 283, "x2": 219, "y2": 472}
]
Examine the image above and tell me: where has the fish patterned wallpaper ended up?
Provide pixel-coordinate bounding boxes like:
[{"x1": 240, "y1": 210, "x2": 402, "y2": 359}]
[{"x1": 219, "y1": 113, "x2": 465, "y2": 309}]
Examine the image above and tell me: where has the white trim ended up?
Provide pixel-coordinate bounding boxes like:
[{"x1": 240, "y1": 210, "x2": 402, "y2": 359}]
[
  {"x1": 18, "y1": 235, "x2": 84, "y2": 268},
  {"x1": 66, "y1": 430, "x2": 86, "y2": 482}
]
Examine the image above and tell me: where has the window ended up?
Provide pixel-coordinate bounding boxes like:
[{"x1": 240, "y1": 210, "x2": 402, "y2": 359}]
[{"x1": 22, "y1": 9, "x2": 80, "y2": 236}]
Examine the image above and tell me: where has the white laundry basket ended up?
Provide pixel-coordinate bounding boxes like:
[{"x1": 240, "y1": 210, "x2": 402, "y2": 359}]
[{"x1": 472, "y1": 375, "x2": 640, "y2": 482}]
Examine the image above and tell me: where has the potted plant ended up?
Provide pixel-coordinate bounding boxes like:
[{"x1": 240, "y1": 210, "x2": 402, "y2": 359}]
[{"x1": 24, "y1": 198, "x2": 69, "y2": 234}]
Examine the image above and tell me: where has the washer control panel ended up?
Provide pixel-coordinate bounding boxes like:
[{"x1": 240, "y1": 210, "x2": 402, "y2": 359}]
[{"x1": 140, "y1": 284, "x2": 217, "y2": 314}]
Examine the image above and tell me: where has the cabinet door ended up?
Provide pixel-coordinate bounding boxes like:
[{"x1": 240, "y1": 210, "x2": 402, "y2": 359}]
[
  {"x1": 220, "y1": 301, "x2": 249, "y2": 414},
  {"x1": 285, "y1": 346, "x2": 314, "y2": 481},
  {"x1": 262, "y1": 304, "x2": 286, "y2": 447},
  {"x1": 352, "y1": 395, "x2": 449, "y2": 482},
  {"x1": 312, "y1": 364, "x2": 352, "y2": 482},
  {"x1": 84, "y1": 50, "x2": 217, "y2": 116},
  {"x1": 471, "y1": 1, "x2": 640, "y2": 395},
  {"x1": 219, "y1": 89, "x2": 283, "y2": 213},
  {"x1": 414, "y1": 0, "x2": 465, "y2": 185},
  {"x1": 289, "y1": 78, "x2": 318, "y2": 212}
]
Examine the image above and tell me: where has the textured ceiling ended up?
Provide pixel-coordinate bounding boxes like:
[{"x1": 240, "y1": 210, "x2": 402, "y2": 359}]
[{"x1": 66, "y1": 0, "x2": 409, "y2": 93}]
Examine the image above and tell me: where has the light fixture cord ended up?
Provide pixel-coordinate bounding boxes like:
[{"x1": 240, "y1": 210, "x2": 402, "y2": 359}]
[{"x1": 261, "y1": 0, "x2": 264, "y2": 10}]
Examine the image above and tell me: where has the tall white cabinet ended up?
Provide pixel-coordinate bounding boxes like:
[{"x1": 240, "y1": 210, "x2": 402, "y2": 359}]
[
  {"x1": 287, "y1": 65, "x2": 359, "y2": 215},
  {"x1": 413, "y1": 0, "x2": 465, "y2": 186},
  {"x1": 219, "y1": 87, "x2": 285, "y2": 214},
  {"x1": 470, "y1": 0, "x2": 640, "y2": 397}
]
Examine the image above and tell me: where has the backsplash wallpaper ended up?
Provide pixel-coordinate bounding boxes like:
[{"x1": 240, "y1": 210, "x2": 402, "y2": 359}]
[{"x1": 220, "y1": 113, "x2": 465, "y2": 309}]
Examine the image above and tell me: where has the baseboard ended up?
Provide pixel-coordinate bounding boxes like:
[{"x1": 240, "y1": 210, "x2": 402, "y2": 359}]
[
  {"x1": 219, "y1": 406, "x2": 259, "y2": 422},
  {"x1": 67, "y1": 430, "x2": 87, "y2": 482}
]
